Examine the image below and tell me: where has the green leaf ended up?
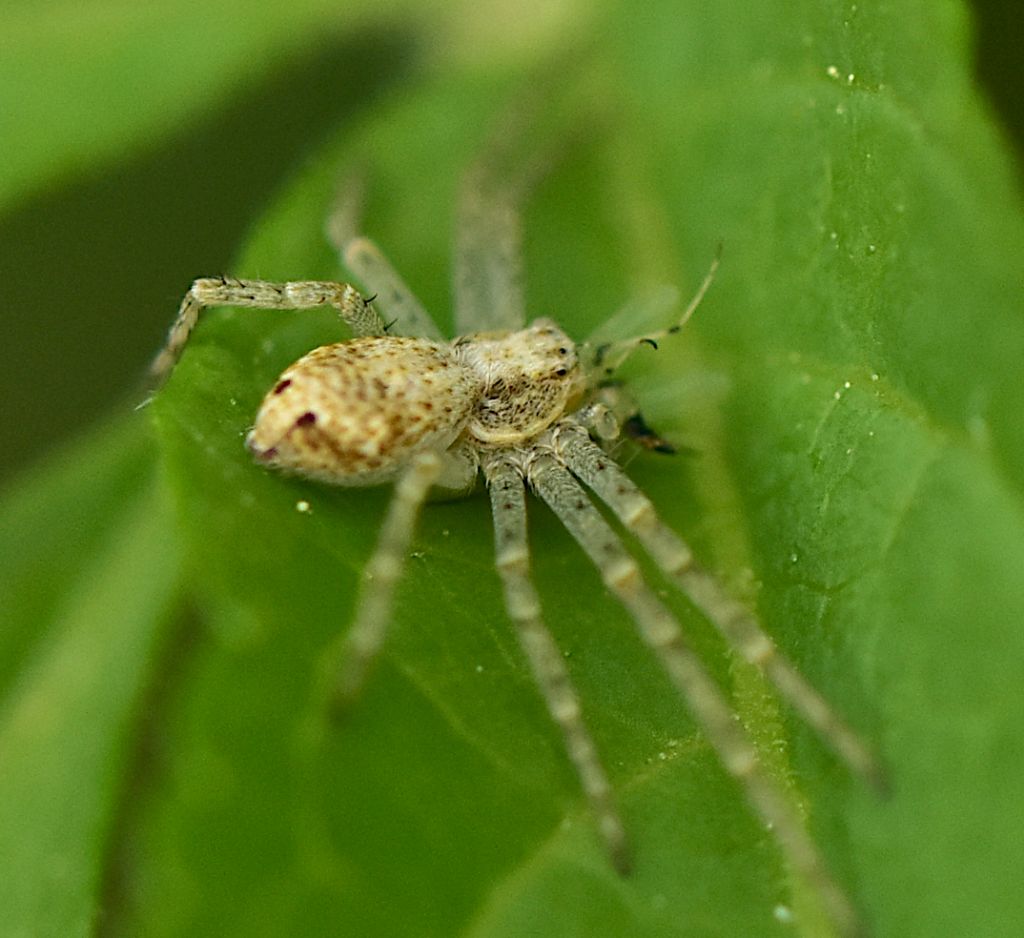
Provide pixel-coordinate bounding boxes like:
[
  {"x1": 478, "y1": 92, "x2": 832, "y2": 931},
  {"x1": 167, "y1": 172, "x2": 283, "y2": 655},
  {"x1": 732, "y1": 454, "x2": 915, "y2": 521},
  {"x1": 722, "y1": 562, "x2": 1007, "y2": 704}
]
[
  {"x1": 7, "y1": 1, "x2": 1018, "y2": 936},
  {"x1": 0, "y1": 415, "x2": 182, "y2": 937}
]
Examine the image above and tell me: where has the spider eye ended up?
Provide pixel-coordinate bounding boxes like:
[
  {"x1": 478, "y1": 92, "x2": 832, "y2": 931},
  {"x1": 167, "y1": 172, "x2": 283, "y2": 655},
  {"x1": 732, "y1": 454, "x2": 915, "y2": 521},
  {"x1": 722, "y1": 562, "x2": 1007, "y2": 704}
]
[
  {"x1": 273, "y1": 379, "x2": 292, "y2": 395},
  {"x1": 295, "y1": 411, "x2": 317, "y2": 427},
  {"x1": 555, "y1": 368, "x2": 568, "y2": 377}
]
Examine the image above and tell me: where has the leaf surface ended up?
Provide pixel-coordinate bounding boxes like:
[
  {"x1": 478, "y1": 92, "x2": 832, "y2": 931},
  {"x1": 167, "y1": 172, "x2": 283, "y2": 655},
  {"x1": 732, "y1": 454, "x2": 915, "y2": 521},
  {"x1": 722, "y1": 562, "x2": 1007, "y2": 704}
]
[
  {"x1": 5, "y1": 1, "x2": 1023, "y2": 936},
  {"x1": 0, "y1": 416, "x2": 182, "y2": 938}
]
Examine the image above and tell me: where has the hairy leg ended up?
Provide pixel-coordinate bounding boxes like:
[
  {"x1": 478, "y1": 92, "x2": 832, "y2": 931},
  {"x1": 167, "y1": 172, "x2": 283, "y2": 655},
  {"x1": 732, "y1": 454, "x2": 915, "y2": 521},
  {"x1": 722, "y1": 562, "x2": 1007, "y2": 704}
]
[
  {"x1": 326, "y1": 174, "x2": 445, "y2": 341},
  {"x1": 325, "y1": 450, "x2": 443, "y2": 716},
  {"x1": 553, "y1": 422, "x2": 885, "y2": 790},
  {"x1": 528, "y1": 453, "x2": 861, "y2": 937},
  {"x1": 150, "y1": 277, "x2": 379, "y2": 388},
  {"x1": 485, "y1": 454, "x2": 630, "y2": 873}
]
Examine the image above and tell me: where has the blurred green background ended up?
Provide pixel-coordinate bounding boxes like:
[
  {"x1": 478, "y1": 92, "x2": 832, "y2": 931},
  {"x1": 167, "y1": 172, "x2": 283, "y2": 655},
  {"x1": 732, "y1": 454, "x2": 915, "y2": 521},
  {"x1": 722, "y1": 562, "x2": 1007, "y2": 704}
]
[
  {"x1": 0, "y1": 0, "x2": 1020, "y2": 487},
  {"x1": 3, "y1": 3, "x2": 1024, "y2": 937}
]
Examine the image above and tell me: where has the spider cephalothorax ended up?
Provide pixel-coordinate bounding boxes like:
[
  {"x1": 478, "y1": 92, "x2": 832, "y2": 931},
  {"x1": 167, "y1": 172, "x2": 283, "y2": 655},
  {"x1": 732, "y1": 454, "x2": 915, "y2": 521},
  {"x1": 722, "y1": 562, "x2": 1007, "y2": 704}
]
[{"x1": 151, "y1": 143, "x2": 882, "y2": 938}]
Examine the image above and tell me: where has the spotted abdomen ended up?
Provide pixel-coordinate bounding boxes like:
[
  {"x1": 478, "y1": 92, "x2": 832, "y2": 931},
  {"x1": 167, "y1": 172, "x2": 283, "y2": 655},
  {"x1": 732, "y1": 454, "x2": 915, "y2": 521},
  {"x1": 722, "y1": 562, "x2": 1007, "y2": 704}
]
[{"x1": 246, "y1": 336, "x2": 481, "y2": 485}]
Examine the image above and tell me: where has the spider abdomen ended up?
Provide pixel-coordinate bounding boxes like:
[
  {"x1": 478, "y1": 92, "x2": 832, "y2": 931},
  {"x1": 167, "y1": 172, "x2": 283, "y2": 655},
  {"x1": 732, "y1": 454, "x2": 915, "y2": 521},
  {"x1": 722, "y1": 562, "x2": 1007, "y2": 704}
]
[{"x1": 246, "y1": 335, "x2": 481, "y2": 486}]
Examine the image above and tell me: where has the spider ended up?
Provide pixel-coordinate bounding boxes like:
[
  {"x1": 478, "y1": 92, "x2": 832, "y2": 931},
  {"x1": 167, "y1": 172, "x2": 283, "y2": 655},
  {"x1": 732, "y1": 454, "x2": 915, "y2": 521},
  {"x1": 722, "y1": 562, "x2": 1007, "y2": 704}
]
[{"x1": 151, "y1": 144, "x2": 882, "y2": 937}]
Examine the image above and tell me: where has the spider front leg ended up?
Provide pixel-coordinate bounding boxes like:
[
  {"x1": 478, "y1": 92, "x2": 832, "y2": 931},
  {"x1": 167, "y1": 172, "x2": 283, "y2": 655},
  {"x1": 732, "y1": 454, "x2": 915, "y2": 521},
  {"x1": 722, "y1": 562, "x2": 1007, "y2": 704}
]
[
  {"x1": 553, "y1": 422, "x2": 886, "y2": 791},
  {"x1": 149, "y1": 276, "x2": 382, "y2": 388},
  {"x1": 484, "y1": 454, "x2": 631, "y2": 874},
  {"x1": 527, "y1": 453, "x2": 862, "y2": 938}
]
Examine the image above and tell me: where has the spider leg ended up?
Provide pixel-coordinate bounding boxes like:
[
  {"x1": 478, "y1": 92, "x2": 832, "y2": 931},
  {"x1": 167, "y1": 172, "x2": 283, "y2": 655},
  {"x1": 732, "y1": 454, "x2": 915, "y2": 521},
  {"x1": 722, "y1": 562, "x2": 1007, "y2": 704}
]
[
  {"x1": 453, "y1": 137, "x2": 550, "y2": 335},
  {"x1": 528, "y1": 453, "x2": 861, "y2": 938},
  {"x1": 553, "y1": 423, "x2": 886, "y2": 791},
  {"x1": 324, "y1": 450, "x2": 443, "y2": 717},
  {"x1": 484, "y1": 455, "x2": 631, "y2": 874},
  {"x1": 325, "y1": 175, "x2": 445, "y2": 341},
  {"x1": 580, "y1": 249, "x2": 721, "y2": 376},
  {"x1": 149, "y1": 277, "x2": 381, "y2": 389},
  {"x1": 453, "y1": 168, "x2": 524, "y2": 334}
]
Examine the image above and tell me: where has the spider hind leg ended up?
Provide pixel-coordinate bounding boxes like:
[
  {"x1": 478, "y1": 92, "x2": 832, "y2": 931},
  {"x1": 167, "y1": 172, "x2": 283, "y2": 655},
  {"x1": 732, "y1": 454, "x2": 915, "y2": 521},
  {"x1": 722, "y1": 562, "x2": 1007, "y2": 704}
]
[
  {"x1": 323, "y1": 450, "x2": 443, "y2": 719},
  {"x1": 326, "y1": 172, "x2": 445, "y2": 341},
  {"x1": 149, "y1": 277, "x2": 382, "y2": 390}
]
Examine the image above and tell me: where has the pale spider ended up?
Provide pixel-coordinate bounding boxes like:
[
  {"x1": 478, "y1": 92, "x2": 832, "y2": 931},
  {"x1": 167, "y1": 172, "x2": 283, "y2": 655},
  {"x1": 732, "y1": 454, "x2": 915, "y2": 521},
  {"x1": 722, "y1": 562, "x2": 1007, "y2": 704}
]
[{"x1": 151, "y1": 148, "x2": 882, "y2": 936}]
